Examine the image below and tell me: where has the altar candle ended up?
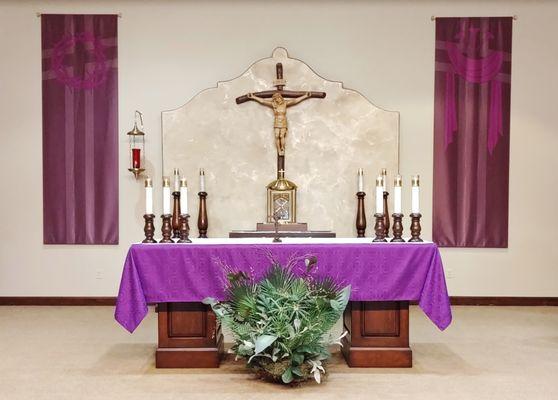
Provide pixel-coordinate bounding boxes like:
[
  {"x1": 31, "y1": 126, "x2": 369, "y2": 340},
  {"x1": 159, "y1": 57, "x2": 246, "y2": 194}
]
[
  {"x1": 173, "y1": 168, "x2": 180, "y2": 192},
  {"x1": 199, "y1": 168, "x2": 206, "y2": 192},
  {"x1": 180, "y1": 178, "x2": 188, "y2": 214},
  {"x1": 411, "y1": 175, "x2": 420, "y2": 214},
  {"x1": 375, "y1": 176, "x2": 384, "y2": 214},
  {"x1": 381, "y1": 168, "x2": 387, "y2": 193},
  {"x1": 393, "y1": 175, "x2": 402, "y2": 214},
  {"x1": 357, "y1": 168, "x2": 364, "y2": 192},
  {"x1": 162, "y1": 177, "x2": 171, "y2": 215},
  {"x1": 144, "y1": 177, "x2": 153, "y2": 215}
]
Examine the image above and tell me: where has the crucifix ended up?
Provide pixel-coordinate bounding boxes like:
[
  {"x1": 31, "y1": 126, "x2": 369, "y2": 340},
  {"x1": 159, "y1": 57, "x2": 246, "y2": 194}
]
[
  {"x1": 236, "y1": 63, "x2": 326, "y2": 177},
  {"x1": 236, "y1": 63, "x2": 326, "y2": 225}
]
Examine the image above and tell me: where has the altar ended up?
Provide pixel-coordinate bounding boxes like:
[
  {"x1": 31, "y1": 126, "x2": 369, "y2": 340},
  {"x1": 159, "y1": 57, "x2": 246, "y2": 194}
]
[
  {"x1": 114, "y1": 48, "x2": 453, "y2": 375},
  {"x1": 115, "y1": 238, "x2": 451, "y2": 368}
]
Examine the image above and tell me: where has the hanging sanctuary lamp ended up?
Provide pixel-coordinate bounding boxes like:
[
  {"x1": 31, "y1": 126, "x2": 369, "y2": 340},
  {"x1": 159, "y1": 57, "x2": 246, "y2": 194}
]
[{"x1": 127, "y1": 110, "x2": 146, "y2": 179}]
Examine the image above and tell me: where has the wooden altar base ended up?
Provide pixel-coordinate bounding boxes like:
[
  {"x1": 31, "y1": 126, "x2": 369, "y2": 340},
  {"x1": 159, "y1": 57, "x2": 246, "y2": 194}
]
[
  {"x1": 156, "y1": 303, "x2": 224, "y2": 368},
  {"x1": 341, "y1": 301, "x2": 412, "y2": 367},
  {"x1": 156, "y1": 300, "x2": 410, "y2": 368}
]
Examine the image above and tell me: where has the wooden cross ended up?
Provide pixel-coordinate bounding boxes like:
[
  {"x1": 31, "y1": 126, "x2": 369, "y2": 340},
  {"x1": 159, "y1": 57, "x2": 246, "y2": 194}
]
[{"x1": 236, "y1": 63, "x2": 326, "y2": 175}]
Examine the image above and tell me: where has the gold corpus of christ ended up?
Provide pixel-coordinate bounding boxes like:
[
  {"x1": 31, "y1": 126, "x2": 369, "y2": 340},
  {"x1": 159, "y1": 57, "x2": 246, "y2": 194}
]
[{"x1": 236, "y1": 63, "x2": 326, "y2": 224}]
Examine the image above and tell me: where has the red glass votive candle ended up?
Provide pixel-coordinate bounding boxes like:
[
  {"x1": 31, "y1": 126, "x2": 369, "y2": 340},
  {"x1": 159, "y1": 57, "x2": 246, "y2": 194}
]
[{"x1": 132, "y1": 148, "x2": 141, "y2": 169}]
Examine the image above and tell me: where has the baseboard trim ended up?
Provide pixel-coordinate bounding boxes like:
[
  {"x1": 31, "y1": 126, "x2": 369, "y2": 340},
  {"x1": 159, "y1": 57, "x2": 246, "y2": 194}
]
[
  {"x1": 449, "y1": 296, "x2": 558, "y2": 306},
  {"x1": 0, "y1": 297, "x2": 116, "y2": 306},
  {"x1": 0, "y1": 296, "x2": 556, "y2": 307}
]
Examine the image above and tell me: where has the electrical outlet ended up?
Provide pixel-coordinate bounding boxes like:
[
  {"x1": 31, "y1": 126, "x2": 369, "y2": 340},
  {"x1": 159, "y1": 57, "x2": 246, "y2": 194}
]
[{"x1": 445, "y1": 267, "x2": 454, "y2": 279}]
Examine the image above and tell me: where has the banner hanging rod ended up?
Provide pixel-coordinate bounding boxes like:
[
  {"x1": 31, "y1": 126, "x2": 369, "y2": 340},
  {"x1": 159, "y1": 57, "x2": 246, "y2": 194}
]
[
  {"x1": 431, "y1": 15, "x2": 517, "y2": 21},
  {"x1": 36, "y1": 12, "x2": 122, "y2": 18}
]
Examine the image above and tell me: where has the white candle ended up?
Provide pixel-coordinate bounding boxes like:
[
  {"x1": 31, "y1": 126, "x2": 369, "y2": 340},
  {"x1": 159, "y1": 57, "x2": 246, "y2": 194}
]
[
  {"x1": 394, "y1": 175, "x2": 402, "y2": 214},
  {"x1": 162, "y1": 177, "x2": 171, "y2": 215},
  {"x1": 381, "y1": 168, "x2": 387, "y2": 193},
  {"x1": 180, "y1": 178, "x2": 188, "y2": 214},
  {"x1": 144, "y1": 177, "x2": 153, "y2": 215},
  {"x1": 199, "y1": 168, "x2": 206, "y2": 192},
  {"x1": 375, "y1": 176, "x2": 383, "y2": 214},
  {"x1": 357, "y1": 168, "x2": 364, "y2": 192},
  {"x1": 411, "y1": 175, "x2": 420, "y2": 214},
  {"x1": 173, "y1": 168, "x2": 180, "y2": 192}
]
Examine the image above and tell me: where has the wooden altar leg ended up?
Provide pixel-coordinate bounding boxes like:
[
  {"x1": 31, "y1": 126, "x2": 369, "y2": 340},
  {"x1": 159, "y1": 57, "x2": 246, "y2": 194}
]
[
  {"x1": 341, "y1": 301, "x2": 412, "y2": 367},
  {"x1": 156, "y1": 302, "x2": 224, "y2": 368}
]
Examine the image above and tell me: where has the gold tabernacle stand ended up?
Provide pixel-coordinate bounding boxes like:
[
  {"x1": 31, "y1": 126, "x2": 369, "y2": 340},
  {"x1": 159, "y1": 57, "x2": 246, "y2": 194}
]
[
  {"x1": 266, "y1": 170, "x2": 297, "y2": 223},
  {"x1": 229, "y1": 229, "x2": 335, "y2": 239},
  {"x1": 230, "y1": 215, "x2": 335, "y2": 239}
]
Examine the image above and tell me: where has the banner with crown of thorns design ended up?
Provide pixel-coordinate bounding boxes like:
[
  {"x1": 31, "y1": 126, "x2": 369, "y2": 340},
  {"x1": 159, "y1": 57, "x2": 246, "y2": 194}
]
[{"x1": 42, "y1": 14, "x2": 118, "y2": 244}]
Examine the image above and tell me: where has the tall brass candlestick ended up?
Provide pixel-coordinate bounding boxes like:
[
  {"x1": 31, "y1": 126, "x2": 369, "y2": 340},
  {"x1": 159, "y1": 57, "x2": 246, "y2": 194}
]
[
  {"x1": 197, "y1": 192, "x2": 208, "y2": 238},
  {"x1": 356, "y1": 192, "x2": 366, "y2": 237}
]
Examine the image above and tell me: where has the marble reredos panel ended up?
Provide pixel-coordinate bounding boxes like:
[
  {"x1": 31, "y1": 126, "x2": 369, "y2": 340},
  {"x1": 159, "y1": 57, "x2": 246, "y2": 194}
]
[{"x1": 162, "y1": 47, "x2": 399, "y2": 237}]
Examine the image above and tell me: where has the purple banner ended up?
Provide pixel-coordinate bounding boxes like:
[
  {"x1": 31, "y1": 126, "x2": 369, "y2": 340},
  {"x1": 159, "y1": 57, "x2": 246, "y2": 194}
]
[
  {"x1": 42, "y1": 14, "x2": 118, "y2": 244},
  {"x1": 433, "y1": 17, "x2": 512, "y2": 248}
]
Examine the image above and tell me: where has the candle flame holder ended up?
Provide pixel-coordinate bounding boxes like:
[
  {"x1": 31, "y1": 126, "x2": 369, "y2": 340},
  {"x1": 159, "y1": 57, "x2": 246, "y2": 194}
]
[
  {"x1": 160, "y1": 214, "x2": 174, "y2": 243},
  {"x1": 390, "y1": 213, "x2": 405, "y2": 242},
  {"x1": 409, "y1": 213, "x2": 423, "y2": 242},
  {"x1": 373, "y1": 213, "x2": 387, "y2": 242},
  {"x1": 126, "y1": 111, "x2": 146, "y2": 179},
  {"x1": 177, "y1": 214, "x2": 192, "y2": 243},
  {"x1": 142, "y1": 214, "x2": 156, "y2": 243}
]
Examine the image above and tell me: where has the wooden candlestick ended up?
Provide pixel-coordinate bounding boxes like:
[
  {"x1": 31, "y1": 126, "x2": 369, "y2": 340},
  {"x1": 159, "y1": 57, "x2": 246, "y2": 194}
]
[
  {"x1": 160, "y1": 214, "x2": 174, "y2": 243},
  {"x1": 142, "y1": 214, "x2": 156, "y2": 243},
  {"x1": 383, "y1": 191, "x2": 390, "y2": 237},
  {"x1": 390, "y1": 213, "x2": 405, "y2": 242},
  {"x1": 197, "y1": 191, "x2": 208, "y2": 238},
  {"x1": 177, "y1": 214, "x2": 192, "y2": 243},
  {"x1": 409, "y1": 213, "x2": 423, "y2": 242},
  {"x1": 356, "y1": 191, "x2": 366, "y2": 238},
  {"x1": 372, "y1": 213, "x2": 387, "y2": 242},
  {"x1": 172, "y1": 192, "x2": 181, "y2": 238}
]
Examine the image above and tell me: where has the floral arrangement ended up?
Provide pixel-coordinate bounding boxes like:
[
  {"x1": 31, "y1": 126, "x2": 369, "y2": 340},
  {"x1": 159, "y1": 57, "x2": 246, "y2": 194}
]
[{"x1": 204, "y1": 255, "x2": 350, "y2": 384}]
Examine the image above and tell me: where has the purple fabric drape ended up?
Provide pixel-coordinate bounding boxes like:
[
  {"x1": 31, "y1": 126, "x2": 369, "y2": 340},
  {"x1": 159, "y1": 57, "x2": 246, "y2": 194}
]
[
  {"x1": 433, "y1": 17, "x2": 512, "y2": 248},
  {"x1": 115, "y1": 243, "x2": 452, "y2": 333},
  {"x1": 42, "y1": 15, "x2": 118, "y2": 244}
]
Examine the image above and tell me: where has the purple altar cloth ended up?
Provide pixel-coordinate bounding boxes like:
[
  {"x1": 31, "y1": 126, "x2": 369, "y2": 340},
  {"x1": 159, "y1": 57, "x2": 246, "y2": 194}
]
[{"x1": 115, "y1": 243, "x2": 452, "y2": 333}]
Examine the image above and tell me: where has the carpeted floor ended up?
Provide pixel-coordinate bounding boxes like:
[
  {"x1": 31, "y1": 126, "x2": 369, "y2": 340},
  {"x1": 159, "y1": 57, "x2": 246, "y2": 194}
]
[{"x1": 0, "y1": 306, "x2": 556, "y2": 399}]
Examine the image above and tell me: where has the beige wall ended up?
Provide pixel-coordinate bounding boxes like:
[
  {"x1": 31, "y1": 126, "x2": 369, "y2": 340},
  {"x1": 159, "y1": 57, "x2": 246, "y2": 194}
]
[{"x1": 1, "y1": 0, "x2": 557, "y2": 297}]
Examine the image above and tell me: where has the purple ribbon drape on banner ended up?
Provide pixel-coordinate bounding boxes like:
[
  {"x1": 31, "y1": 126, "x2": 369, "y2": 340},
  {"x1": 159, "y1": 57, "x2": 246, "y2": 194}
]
[
  {"x1": 42, "y1": 14, "x2": 118, "y2": 244},
  {"x1": 433, "y1": 17, "x2": 512, "y2": 248}
]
